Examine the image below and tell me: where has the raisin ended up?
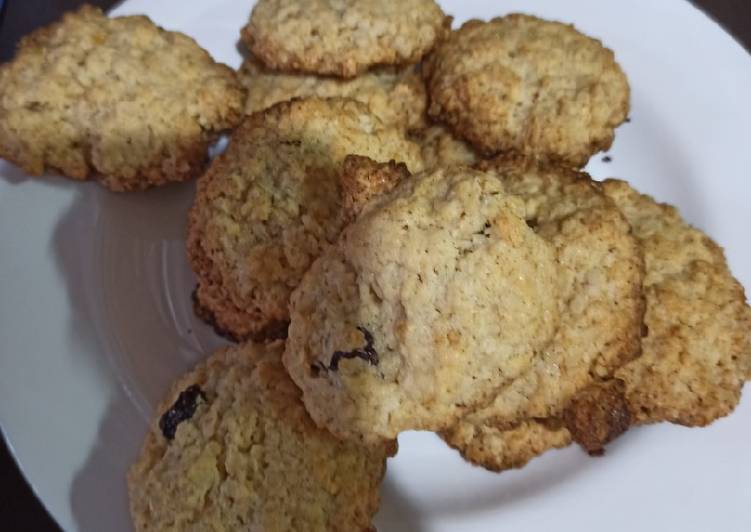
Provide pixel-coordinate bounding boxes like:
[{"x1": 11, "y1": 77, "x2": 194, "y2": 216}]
[
  {"x1": 159, "y1": 385, "x2": 206, "y2": 441},
  {"x1": 327, "y1": 326, "x2": 379, "y2": 371}
]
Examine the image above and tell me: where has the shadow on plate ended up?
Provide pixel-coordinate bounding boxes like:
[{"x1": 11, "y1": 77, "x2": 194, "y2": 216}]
[
  {"x1": 426, "y1": 445, "x2": 596, "y2": 517},
  {"x1": 0, "y1": 161, "x2": 80, "y2": 188},
  {"x1": 0, "y1": 161, "x2": 32, "y2": 185},
  {"x1": 374, "y1": 475, "x2": 427, "y2": 532},
  {"x1": 70, "y1": 394, "x2": 142, "y2": 532},
  {"x1": 48, "y1": 176, "x2": 622, "y2": 531},
  {"x1": 48, "y1": 184, "x2": 152, "y2": 532},
  {"x1": 47, "y1": 181, "x2": 216, "y2": 531}
]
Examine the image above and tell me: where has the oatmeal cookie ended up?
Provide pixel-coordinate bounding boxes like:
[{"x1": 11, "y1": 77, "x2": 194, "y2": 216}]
[
  {"x1": 479, "y1": 180, "x2": 751, "y2": 460},
  {"x1": 241, "y1": 0, "x2": 450, "y2": 77},
  {"x1": 0, "y1": 5, "x2": 244, "y2": 191},
  {"x1": 592, "y1": 180, "x2": 751, "y2": 428},
  {"x1": 283, "y1": 163, "x2": 559, "y2": 442},
  {"x1": 423, "y1": 14, "x2": 629, "y2": 166},
  {"x1": 128, "y1": 341, "x2": 394, "y2": 532}
]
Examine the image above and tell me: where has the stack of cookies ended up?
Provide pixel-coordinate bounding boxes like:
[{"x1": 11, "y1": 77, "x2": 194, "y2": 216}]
[{"x1": 1, "y1": 2, "x2": 749, "y2": 531}]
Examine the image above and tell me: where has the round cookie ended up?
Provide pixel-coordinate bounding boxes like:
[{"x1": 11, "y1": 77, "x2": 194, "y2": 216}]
[
  {"x1": 590, "y1": 180, "x2": 751, "y2": 428},
  {"x1": 241, "y1": 0, "x2": 450, "y2": 78},
  {"x1": 283, "y1": 162, "x2": 560, "y2": 443},
  {"x1": 187, "y1": 98, "x2": 423, "y2": 342},
  {"x1": 423, "y1": 14, "x2": 630, "y2": 166},
  {"x1": 442, "y1": 156, "x2": 644, "y2": 471},
  {"x1": 239, "y1": 55, "x2": 426, "y2": 129},
  {"x1": 0, "y1": 5, "x2": 244, "y2": 191},
  {"x1": 128, "y1": 341, "x2": 394, "y2": 532},
  {"x1": 411, "y1": 125, "x2": 479, "y2": 170}
]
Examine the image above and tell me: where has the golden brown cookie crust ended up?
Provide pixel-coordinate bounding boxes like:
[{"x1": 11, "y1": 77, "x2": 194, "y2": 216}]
[
  {"x1": 340, "y1": 155, "x2": 411, "y2": 222},
  {"x1": 187, "y1": 98, "x2": 422, "y2": 342},
  {"x1": 562, "y1": 379, "x2": 631, "y2": 455},
  {"x1": 128, "y1": 341, "x2": 394, "y2": 532},
  {"x1": 601, "y1": 179, "x2": 751, "y2": 427},
  {"x1": 284, "y1": 164, "x2": 560, "y2": 443},
  {"x1": 423, "y1": 14, "x2": 629, "y2": 166},
  {"x1": 0, "y1": 5, "x2": 244, "y2": 191},
  {"x1": 238, "y1": 54, "x2": 427, "y2": 129},
  {"x1": 241, "y1": 0, "x2": 450, "y2": 77},
  {"x1": 442, "y1": 156, "x2": 644, "y2": 471}
]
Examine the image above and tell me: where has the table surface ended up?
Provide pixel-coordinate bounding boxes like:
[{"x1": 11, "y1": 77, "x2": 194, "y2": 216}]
[{"x1": 1, "y1": 0, "x2": 749, "y2": 530}]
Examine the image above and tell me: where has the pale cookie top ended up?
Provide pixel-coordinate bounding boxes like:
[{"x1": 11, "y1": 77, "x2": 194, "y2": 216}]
[
  {"x1": 239, "y1": 55, "x2": 427, "y2": 129},
  {"x1": 241, "y1": 0, "x2": 450, "y2": 77},
  {"x1": 602, "y1": 179, "x2": 751, "y2": 427},
  {"x1": 188, "y1": 98, "x2": 422, "y2": 342},
  {"x1": 128, "y1": 341, "x2": 394, "y2": 532},
  {"x1": 442, "y1": 157, "x2": 644, "y2": 471},
  {"x1": 423, "y1": 14, "x2": 630, "y2": 167},
  {"x1": 283, "y1": 162, "x2": 560, "y2": 443},
  {"x1": 0, "y1": 5, "x2": 244, "y2": 191}
]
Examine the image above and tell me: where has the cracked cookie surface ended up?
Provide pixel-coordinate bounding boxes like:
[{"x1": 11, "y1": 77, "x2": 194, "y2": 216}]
[
  {"x1": 284, "y1": 162, "x2": 559, "y2": 443},
  {"x1": 187, "y1": 98, "x2": 422, "y2": 341},
  {"x1": 0, "y1": 5, "x2": 244, "y2": 191},
  {"x1": 443, "y1": 157, "x2": 644, "y2": 471},
  {"x1": 423, "y1": 14, "x2": 629, "y2": 166},
  {"x1": 128, "y1": 341, "x2": 394, "y2": 532},
  {"x1": 241, "y1": 0, "x2": 449, "y2": 77},
  {"x1": 596, "y1": 180, "x2": 751, "y2": 427},
  {"x1": 448, "y1": 177, "x2": 751, "y2": 466},
  {"x1": 560, "y1": 181, "x2": 751, "y2": 452}
]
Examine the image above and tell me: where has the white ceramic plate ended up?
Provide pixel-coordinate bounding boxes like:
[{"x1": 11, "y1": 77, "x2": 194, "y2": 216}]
[{"x1": 1, "y1": 1, "x2": 750, "y2": 530}]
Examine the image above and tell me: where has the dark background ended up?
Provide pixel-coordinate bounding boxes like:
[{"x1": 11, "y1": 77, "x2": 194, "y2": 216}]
[{"x1": 0, "y1": 0, "x2": 749, "y2": 531}]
